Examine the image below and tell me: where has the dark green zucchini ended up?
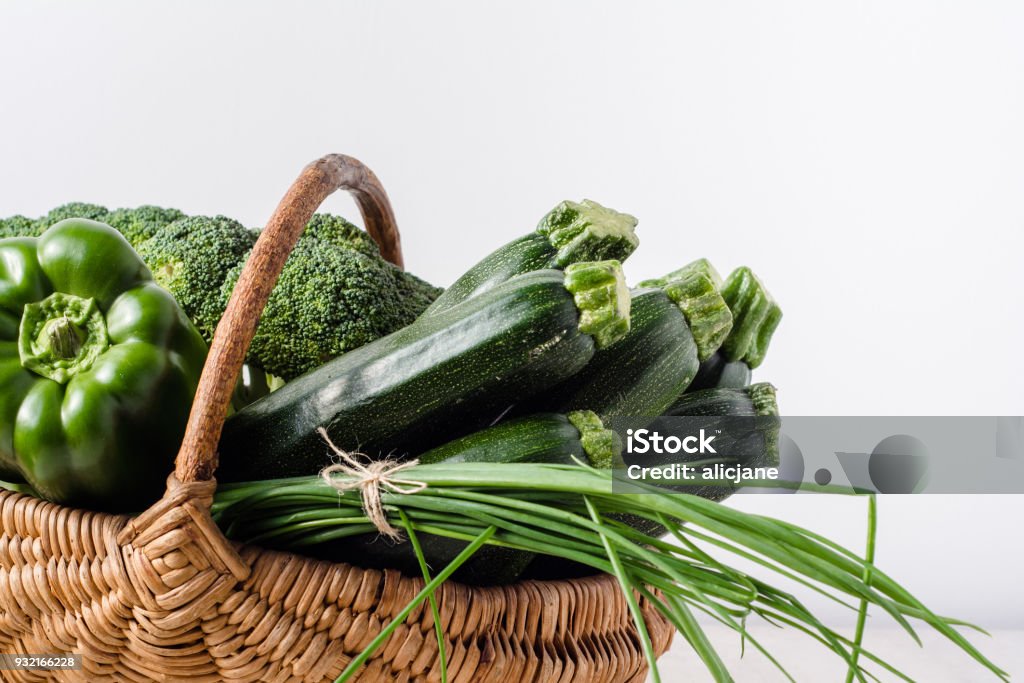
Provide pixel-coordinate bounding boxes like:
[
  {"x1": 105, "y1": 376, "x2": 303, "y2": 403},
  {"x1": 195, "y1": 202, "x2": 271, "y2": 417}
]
[
  {"x1": 648, "y1": 382, "x2": 781, "y2": 506},
  {"x1": 553, "y1": 380, "x2": 779, "y2": 573},
  {"x1": 420, "y1": 410, "x2": 620, "y2": 468},
  {"x1": 216, "y1": 262, "x2": 631, "y2": 482},
  {"x1": 528, "y1": 269, "x2": 732, "y2": 420},
  {"x1": 329, "y1": 410, "x2": 621, "y2": 586},
  {"x1": 528, "y1": 382, "x2": 782, "y2": 582},
  {"x1": 666, "y1": 381, "x2": 778, "y2": 417},
  {"x1": 688, "y1": 351, "x2": 752, "y2": 391},
  {"x1": 424, "y1": 199, "x2": 638, "y2": 314}
]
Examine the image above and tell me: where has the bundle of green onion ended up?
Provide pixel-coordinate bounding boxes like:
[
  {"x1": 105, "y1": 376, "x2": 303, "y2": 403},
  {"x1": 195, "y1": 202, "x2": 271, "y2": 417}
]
[{"x1": 212, "y1": 463, "x2": 1007, "y2": 683}]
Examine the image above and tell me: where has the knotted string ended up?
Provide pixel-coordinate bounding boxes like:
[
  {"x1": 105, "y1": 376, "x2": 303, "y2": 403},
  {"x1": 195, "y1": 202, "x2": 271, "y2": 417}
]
[{"x1": 317, "y1": 427, "x2": 427, "y2": 539}]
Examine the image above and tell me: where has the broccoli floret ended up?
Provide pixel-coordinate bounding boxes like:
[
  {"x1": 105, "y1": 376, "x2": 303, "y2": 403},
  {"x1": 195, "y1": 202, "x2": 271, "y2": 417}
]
[
  {"x1": 44, "y1": 202, "x2": 110, "y2": 226},
  {"x1": 219, "y1": 235, "x2": 441, "y2": 380},
  {"x1": 0, "y1": 215, "x2": 42, "y2": 239},
  {"x1": 305, "y1": 213, "x2": 441, "y2": 324},
  {"x1": 19, "y1": 203, "x2": 184, "y2": 246},
  {"x1": 137, "y1": 215, "x2": 256, "y2": 340},
  {"x1": 393, "y1": 268, "x2": 444, "y2": 318},
  {"x1": 105, "y1": 205, "x2": 186, "y2": 246},
  {"x1": 303, "y1": 213, "x2": 381, "y2": 258},
  {"x1": 5, "y1": 202, "x2": 112, "y2": 237}
]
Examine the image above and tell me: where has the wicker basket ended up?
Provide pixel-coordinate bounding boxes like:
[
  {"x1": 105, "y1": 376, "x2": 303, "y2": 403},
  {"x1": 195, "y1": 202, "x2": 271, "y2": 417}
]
[{"x1": 0, "y1": 155, "x2": 674, "y2": 682}]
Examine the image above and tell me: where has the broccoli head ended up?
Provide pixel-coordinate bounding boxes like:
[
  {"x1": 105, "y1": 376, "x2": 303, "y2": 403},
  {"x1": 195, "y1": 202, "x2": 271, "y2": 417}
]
[
  {"x1": 393, "y1": 268, "x2": 444, "y2": 317},
  {"x1": 219, "y1": 235, "x2": 441, "y2": 380},
  {"x1": 3, "y1": 203, "x2": 186, "y2": 245},
  {"x1": 302, "y1": 213, "x2": 381, "y2": 258},
  {"x1": 137, "y1": 215, "x2": 256, "y2": 339},
  {"x1": 0, "y1": 215, "x2": 42, "y2": 239},
  {"x1": 304, "y1": 212, "x2": 443, "y2": 337},
  {"x1": 105, "y1": 205, "x2": 186, "y2": 246},
  {"x1": 2, "y1": 202, "x2": 111, "y2": 238},
  {"x1": 44, "y1": 202, "x2": 110, "y2": 226}
]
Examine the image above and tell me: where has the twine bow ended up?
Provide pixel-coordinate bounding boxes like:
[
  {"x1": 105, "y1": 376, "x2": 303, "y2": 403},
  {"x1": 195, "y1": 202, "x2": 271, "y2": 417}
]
[{"x1": 317, "y1": 427, "x2": 427, "y2": 539}]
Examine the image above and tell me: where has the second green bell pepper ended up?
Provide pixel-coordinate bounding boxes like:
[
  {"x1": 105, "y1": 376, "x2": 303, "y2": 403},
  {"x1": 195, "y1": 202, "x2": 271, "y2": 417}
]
[{"x1": 0, "y1": 219, "x2": 207, "y2": 511}]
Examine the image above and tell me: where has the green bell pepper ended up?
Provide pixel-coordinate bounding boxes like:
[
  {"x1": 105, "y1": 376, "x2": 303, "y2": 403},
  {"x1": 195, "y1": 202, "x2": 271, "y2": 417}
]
[{"x1": 0, "y1": 219, "x2": 207, "y2": 511}]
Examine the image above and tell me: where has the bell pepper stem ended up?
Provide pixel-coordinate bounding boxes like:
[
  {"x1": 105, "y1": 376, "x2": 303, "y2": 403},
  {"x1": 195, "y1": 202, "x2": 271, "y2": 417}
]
[
  {"x1": 18, "y1": 292, "x2": 109, "y2": 384},
  {"x1": 45, "y1": 316, "x2": 85, "y2": 359}
]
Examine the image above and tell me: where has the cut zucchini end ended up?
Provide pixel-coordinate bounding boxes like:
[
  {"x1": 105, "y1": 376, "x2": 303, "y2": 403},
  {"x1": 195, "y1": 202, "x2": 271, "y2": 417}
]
[
  {"x1": 567, "y1": 410, "x2": 622, "y2": 469},
  {"x1": 720, "y1": 266, "x2": 782, "y2": 368},
  {"x1": 746, "y1": 382, "x2": 779, "y2": 416},
  {"x1": 564, "y1": 260, "x2": 631, "y2": 349},
  {"x1": 662, "y1": 272, "x2": 734, "y2": 362},
  {"x1": 746, "y1": 303, "x2": 782, "y2": 369},
  {"x1": 538, "y1": 199, "x2": 639, "y2": 268},
  {"x1": 638, "y1": 258, "x2": 724, "y2": 290},
  {"x1": 747, "y1": 382, "x2": 781, "y2": 467}
]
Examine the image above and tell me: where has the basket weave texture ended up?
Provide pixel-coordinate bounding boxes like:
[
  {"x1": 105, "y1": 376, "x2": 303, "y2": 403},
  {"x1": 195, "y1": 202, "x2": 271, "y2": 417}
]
[{"x1": 0, "y1": 155, "x2": 674, "y2": 682}]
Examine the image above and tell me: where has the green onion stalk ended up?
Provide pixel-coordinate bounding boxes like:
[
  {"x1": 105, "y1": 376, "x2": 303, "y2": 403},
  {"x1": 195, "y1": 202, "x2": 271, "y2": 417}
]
[{"x1": 211, "y1": 463, "x2": 1007, "y2": 683}]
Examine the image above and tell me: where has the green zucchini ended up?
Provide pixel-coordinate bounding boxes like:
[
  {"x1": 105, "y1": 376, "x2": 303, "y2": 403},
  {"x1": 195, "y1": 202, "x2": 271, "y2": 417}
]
[
  {"x1": 326, "y1": 410, "x2": 620, "y2": 586},
  {"x1": 648, "y1": 382, "x2": 781, "y2": 507},
  {"x1": 589, "y1": 385, "x2": 778, "y2": 548},
  {"x1": 530, "y1": 383, "x2": 782, "y2": 568},
  {"x1": 216, "y1": 261, "x2": 631, "y2": 482},
  {"x1": 424, "y1": 199, "x2": 638, "y2": 314},
  {"x1": 688, "y1": 351, "x2": 752, "y2": 391},
  {"x1": 528, "y1": 269, "x2": 732, "y2": 420},
  {"x1": 420, "y1": 410, "x2": 620, "y2": 468},
  {"x1": 666, "y1": 381, "x2": 779, "y2": 418}
]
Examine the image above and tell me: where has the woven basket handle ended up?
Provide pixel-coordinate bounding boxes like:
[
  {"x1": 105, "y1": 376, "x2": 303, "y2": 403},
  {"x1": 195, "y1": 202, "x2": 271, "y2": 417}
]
[{"x1": 174, "y1": 154, "x2": 403, "y2": 484}]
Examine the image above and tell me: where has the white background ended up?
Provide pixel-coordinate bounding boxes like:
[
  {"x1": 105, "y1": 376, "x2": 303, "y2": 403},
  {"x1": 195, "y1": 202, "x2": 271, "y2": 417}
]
[{"x1": 2, "y1": 2, "x2": 1022, "y2": 679}]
